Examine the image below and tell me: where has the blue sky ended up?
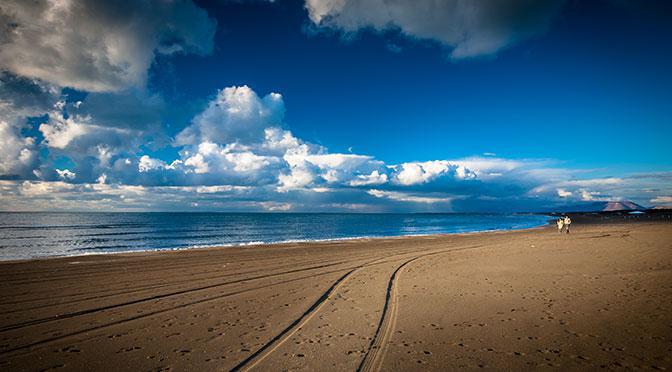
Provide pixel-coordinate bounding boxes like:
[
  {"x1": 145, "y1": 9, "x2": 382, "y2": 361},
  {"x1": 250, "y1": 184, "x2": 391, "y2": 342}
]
[
  {"x1": 0, "y1": 0, "x2": 671, "y2": 212},
  {"x1": 162, "y1": 0, "x2": 672, "y2": 166}
]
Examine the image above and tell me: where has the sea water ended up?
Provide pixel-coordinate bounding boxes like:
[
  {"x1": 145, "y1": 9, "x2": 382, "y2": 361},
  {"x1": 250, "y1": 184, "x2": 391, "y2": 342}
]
[{"x1": 0, "y1": 212, "x2": 550, "y2": 261}]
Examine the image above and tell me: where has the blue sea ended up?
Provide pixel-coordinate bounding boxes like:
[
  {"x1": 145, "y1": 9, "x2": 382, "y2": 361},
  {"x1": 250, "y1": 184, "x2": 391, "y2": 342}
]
[{"x1": 0, "y1": 212, "x2": 551, "y2": 261}]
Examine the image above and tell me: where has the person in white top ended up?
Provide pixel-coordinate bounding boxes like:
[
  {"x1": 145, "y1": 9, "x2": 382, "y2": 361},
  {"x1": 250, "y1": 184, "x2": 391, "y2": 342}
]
[
  {"x1": 556, "y1": 218, "x2": 564, "y2": 233},
  {"x1": 563, "y1": 216, "x2": 572, "y2": 234}
]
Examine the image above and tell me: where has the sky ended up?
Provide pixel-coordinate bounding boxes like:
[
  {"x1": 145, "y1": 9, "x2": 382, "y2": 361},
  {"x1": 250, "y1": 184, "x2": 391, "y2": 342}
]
[{"x1": 0, "y1": 0, "x2": 671, "y2": 212}]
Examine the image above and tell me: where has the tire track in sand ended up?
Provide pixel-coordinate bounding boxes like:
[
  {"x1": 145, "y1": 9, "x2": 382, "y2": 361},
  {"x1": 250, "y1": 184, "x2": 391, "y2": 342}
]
[
  {"x1": 229, "y1": 252, "x2": 409, "y2": 372},
  {"x1": 0, "y1": 266, "x2": 356, "y2": 358},
  {"x1": 357, "y1": 246, "x2": 481, "y2": 372},
  {"x1": 234, "y1": 244, "x2": 483, "y2": 372},
  {"x1": 0, "y1": 259, "x2": 356, "y2": 333},
  {"x1": 0, "y1": 250, "x2": 424, "y2": 358}
]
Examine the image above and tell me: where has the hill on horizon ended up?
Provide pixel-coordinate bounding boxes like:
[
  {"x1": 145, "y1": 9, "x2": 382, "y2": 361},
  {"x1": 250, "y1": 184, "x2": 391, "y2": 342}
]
[{"x1": 561, "y1": 200, "x2": 647, "y2": 213}]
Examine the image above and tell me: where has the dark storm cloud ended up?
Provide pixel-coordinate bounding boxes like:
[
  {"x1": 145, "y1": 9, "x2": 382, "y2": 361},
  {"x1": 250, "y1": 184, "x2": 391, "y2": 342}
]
[{"x1": 0, "y1": 0, "x2": 216, "y2": 92}]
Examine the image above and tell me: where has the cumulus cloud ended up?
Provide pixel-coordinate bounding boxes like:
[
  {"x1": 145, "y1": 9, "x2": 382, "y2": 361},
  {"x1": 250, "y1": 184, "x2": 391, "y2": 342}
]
[
  {"x1": 56, "y1": 169, "x2": 76, "y2": 180},
  {"x1": 579, "y1": 189, "x2": 609, "y2": 202},
  {"x1": 39, "y1": 105, "x2": 137, "y2": 159},
  {"x1": 1, "y1": 74, "x2": 172, "y2": 182},
  {"x1": 305, "y1": 0, "x2": 565, "y2": 58},
  {"x1": 276, "y1": 151, "x2": 387, "y2": 192},
  {"x1": 557, "y1": 188, "x2": 572, "y2": 198},
  {"x1": 138, "y1": 156, "x2": 170, "y2": 173},
  {"x1": 176, "y1": 86, "x2": 285, "y2": 146},
  {"x1": 173, "y1": 86, "x2": 388, "y2": 191},
  {"x1": 0, "y1": 0, "x2": 216, "y2": 92},
  {"x1": 1, "y1": 84, "x2": 669, "y2": 212},
  {"x1": 278, "y1": 166, "x2": 317, "y2": 191},
  {"x1": 0, "y1": 120, "x2": 38, "y2": 178},
  {"x1": 349, "y1": 170, "x2": 388, "y2": 186},
  {"x1": 182, "y1": 142, "x2": 279, "y2": 177},
  {"x1": 290, "y1": 153, "x2": 384, "y2": 185},
  {"x1": 452, "y1": 157, "x2": 523, "y2": 178},
  {"x1": 394, "y1": 161, "x2": 463, "y2": 185}
]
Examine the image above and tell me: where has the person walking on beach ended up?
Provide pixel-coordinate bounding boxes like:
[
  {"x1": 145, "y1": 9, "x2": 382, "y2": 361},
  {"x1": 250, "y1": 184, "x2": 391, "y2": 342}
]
[
  {"x1": 557, "y1": 218, "x2": 564, "y2": 233},
  {"x1": 564, "y1": 216, "x2": 572, "y2": 234}
]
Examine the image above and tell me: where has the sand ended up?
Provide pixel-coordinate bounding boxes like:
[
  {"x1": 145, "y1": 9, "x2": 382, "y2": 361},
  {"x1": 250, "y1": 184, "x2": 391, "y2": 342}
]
[{"x1": 0, "y1": 222, "x2": 671, "y2": 371}]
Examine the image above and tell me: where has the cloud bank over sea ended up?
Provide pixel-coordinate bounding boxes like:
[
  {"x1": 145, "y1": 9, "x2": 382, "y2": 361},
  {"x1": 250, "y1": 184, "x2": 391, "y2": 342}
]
[{"x1": 1, "y1": 0, "x2": 670, "y2": 212}]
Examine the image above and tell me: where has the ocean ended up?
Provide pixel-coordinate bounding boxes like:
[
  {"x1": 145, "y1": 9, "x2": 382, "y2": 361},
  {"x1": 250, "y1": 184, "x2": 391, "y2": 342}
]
[{"x1": 0, "y1": 212, "x2": 551, "y2": 261}]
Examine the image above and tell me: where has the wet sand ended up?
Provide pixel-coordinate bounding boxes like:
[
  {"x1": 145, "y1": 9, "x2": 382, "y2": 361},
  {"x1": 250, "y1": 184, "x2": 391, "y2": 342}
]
[{"x1": 1, "y1": 222, "x2": 671, "y2": 371}]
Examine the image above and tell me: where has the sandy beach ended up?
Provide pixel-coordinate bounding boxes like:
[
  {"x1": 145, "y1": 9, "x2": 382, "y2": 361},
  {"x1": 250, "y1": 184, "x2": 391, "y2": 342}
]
[{"x1": 1, "y1": 221, "x2": 671, "y2": 371}]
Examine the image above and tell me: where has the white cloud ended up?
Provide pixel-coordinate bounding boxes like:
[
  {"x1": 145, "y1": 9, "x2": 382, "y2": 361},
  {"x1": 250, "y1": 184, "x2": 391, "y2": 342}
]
[
  {"x1": 176, "y1": 86, "x2": 285, "y2": 146},
  {"x1": 37, "y1": 107, "x2": 137, "y2": 172},
  {"x1": 368, "y1": 189, "x2": 453, "y2": 204},
  {"x1": 38, "y1": 103, "x2": 136, "y2": 152},
  {"x1": 349, "y1": 170, "x2": 388, "y2": 186},
  {"x1": 531, "y1": 176, "x2": 624, "y2": 195},
  {"x1": 563, "y1": 178, "x2": 623, "y2": 187},
  {"x1": 262, "y1": 127, "x2": 304, "y2": 154},
  {"x1": 580, "y1": 189, "x2": 604, "y2": 202},
  {"x1": 528, "y1": 174, "x2": 662, "y2": 207},
  {"x1": 56, "y1": 169, "x2": 76, "y2": 180},
  {"x1": 393, "y1": 161, "x2": 460, "y2": 185},
  {"x1": 277, "y1": 151, "x2": 386, "y2": 191},
  {"x1": 19, "y1": 180, "x2": 75, "y2": 196},
  {"x1": 174, "y1": 89, "x2": 390, "y2": 191},
  {"x1": 182, "y1": 141, "x2": 278, "y2": 176},
  {"x1": 452, "y1": 157, "x2": 522, "y2": 178},
  {"x1": 1, "y1": 180, "x2": 262, "y2": 211},
  {"x1": 557, "y1": 188, "x2": 572, "y2": 198},
  {"x1": 0, "y1": 120, "x2": 37, "y2": 177},
  {"x1": 310, "y1": 187, "x2": 334, "y2": 193},
  {"x1": 278, "y1": 167, "x2": 316, "y2": 192},
  {"x1": 1, "y1": 84, "x2": 668, "y2": 213},
  {"x1": 195, "y1": 185, "x2": 250, "y2": 194},
  {"x1": 650, "y1": 196, "x2": 672, "y2": 204},
  {"x1": 305, "y1": 0, "x2": 565, "y2": 58},
  {"x1": 328, "y1": 203, "x2": 369, "y2": 210},
  {"x1": 0, "y1": 0, "x2": 216, "y2": 92},
  {"x1": 302, "y1": 153, "x2": 382, "y2": 183},
  {"x1": 138, "y1": 155, "x2": 168, "y2": 173},
  {"x1": 303, "y1": 153, "x2": 373, "y2": 170},
  {"x1": 183, "y1": 152, "x2": 209, "y2": 174},
  {"x1": 39, "y1": 112, "x2": 90, "y2": 149},
  {"x1": 96, "y1": 174, "x2": 107, "y2": 184},
  {"x1": 259, "y1": 201, "x2": 293, "y2": 211}
]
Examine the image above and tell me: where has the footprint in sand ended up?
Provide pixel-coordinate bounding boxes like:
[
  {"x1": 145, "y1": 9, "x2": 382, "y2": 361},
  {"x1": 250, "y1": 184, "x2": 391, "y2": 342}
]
[
  {"x1": 59, "y1": 345, "x2": 81, "y2": 353},
  {"x1": 41, "y1": 364, "x2": 66, "y2": 371},
  {"x1": 117, "y1": 346, "x2": 142, "y2": 353}
]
